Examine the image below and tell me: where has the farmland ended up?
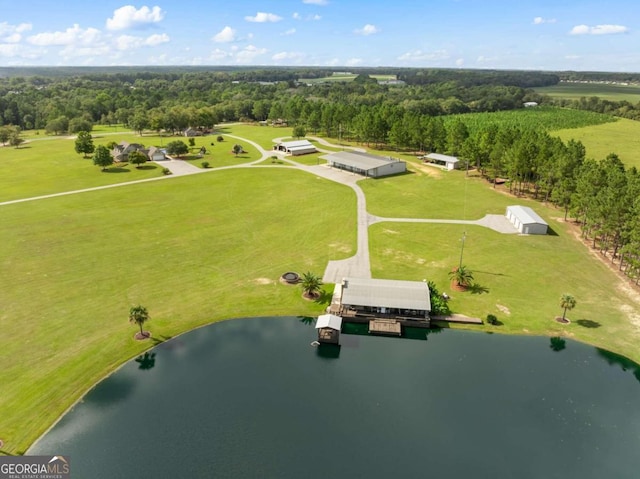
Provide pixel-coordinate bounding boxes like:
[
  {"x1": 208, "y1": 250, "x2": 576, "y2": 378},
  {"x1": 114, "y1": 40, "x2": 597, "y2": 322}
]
[{"x1": 535, "y1": 82, "x2": 640, "y2": 103}]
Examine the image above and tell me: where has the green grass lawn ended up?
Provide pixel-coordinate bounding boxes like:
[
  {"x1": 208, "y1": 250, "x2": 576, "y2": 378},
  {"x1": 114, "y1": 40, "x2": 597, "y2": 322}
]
[
  {"x1": 183, "y1": 137, "x2": 262, "y2": 168},
  {"x1": 535, "y1": 83, "x2": 640, "y2": 103},
  {"x1": 0, "y1": 131, "x2": 167, "y2": 202},
  {"x1": 369, "y1": 220, "x2": 639, "y2": 362},
  {"x1": 552, "y1": 118, "x2": 640, "y2": 168},
  {"x1": 221, "y1": 124, "x2": 293, "y2": 150},
  {"x1": 360, "y1": 169, "x2": 515, "y2": 220},
  {"x1": 0, "y1": 168, "x2": 356, "y2": 455}
]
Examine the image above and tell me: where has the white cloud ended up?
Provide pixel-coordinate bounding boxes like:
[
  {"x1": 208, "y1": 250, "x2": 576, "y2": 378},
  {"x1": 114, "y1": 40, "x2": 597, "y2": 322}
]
[
  {"x1": 106, "y1": 5, "x2": 164, "y2": 30},
  {"x1": 345, "y1": 58, "x2": 363, "y2": 66},
  {"x1": 0, "y1": 43, "x2": 43, "y2": 59},
  {"x1": 533, "y1": 17, "x2": 556, "y2": 25},
  {"x1": 0, "y1": 22, "x2": 32, "y2": 43},
  {"x1": 455, "y1": 58, "x2": 464, "y2": 66},
  {"x1": 476, "y1": 55, "x2": 498, "y2": 64},
  {"x1": 245, "y1": 12, "x2": 282, "y2": 23},
  {"x1": 303, "y1": 0, "x2": 328, "y2": 5},
  {"x1": 570, "y1": 24, "x2": 628, "y2": 35},
  {"x1": 397, "y1": 49, "x2": 449, "y2": 62},
  {"x1": 213, "y1": 26, "x2": 236, "y2": 43},
  {"x1": 354, "y1": 24, "x2": 379, "y2": 36},
  {"x1": 144, "y1": 33, "x2": 169, "y2": 46},
  {"x1": 282, "y1": 28, "x2": 296, "y2": 36},
  {"x1": 272, "y1": 51, "x2": 304, "y2": 61},
  {"x1": 210, "y1": 48, "x2": 231, "y2": 60},
  {"x1": 235, "y1": 44, "x2": 268, "y2": 62},
  {"x1": 293, "y1": 12, "x2": 301, "y2": 20},
  {"x1": 311, "y1": 14, "x2": 322, "y2": 21},
  {"x1": 565, "y1": 54, "x2": 581, "y2": 60},
  {"x1": 28, "y1": 24, "x2": 102, "y2": 46}
]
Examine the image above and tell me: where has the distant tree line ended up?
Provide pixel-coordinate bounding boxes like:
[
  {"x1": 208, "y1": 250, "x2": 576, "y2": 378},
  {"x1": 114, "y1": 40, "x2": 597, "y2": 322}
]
[{"x1": 0, "y1": 69, "x2": 545, "y2": 134}]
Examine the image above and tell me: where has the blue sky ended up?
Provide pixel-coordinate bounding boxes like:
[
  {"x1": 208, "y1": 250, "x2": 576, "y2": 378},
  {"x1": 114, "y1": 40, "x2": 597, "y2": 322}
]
[{"x1": 1, "y1": 0, "x2": 639, "y2": 71}]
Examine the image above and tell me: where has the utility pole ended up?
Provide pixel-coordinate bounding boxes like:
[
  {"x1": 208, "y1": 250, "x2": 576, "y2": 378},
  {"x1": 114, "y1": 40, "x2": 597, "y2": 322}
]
[{"x1": 459, "y1": 231, "x2": 466, "y2": 270}]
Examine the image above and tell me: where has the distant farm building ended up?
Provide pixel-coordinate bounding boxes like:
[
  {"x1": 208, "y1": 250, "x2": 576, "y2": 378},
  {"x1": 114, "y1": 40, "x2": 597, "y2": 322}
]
[
  {"x1": 337, "y1": 277, "x2": 431, "y2": 322},
  {"x1": 273, "y1": 139, "x2": 317, "y2": 156},
  {"x1": 184, "y1": 127, "x2": 202, "y2": 137},
  {"x1": 505, "y1": 205, "x2": 548, "y2": 235},
  {"x1": 322, "y1": 151, "x2": 407, "y2": 178},
  {"x1": 421, "y1": 153, "x2": 460, "y2": 171},
  {"x1": 523, "y1": 102, "x2": 539, "y2": 107}
]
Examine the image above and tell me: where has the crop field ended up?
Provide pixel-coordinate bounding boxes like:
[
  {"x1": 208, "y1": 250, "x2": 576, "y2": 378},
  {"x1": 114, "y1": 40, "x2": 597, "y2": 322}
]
[
  {"x1": 448, "y1": 106, "x2": 616, "y2": 134},
  {"x1": 534, "y1": 82, "x2": 640, "y2": 103}
]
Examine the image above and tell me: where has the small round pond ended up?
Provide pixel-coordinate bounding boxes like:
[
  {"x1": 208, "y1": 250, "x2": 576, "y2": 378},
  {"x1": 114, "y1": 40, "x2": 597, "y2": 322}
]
[{"x1": 30, "y1": 317, "x2": 640, "y2": 478}]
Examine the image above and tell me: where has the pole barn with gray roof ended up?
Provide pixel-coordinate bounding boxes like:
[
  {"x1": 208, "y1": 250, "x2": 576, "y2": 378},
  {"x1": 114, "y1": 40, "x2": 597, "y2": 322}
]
[{"x1": 321, "y1": 151, "x2": 406, "y2": 178}]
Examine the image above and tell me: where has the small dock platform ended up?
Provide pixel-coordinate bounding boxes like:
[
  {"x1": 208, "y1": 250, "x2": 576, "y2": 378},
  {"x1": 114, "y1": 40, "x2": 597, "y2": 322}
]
[
  {"x1": 431, "y1": 314, "x2": 483, "y2": 324},
  {"x1": 369, "y1": 319, "x2": 402, "y2": 336}
]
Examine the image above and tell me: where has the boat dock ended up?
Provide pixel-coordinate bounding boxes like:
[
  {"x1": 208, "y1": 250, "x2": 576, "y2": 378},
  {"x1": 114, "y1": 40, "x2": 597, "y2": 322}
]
[{"x1": 369, "y1": 319, "x2": 401, "y2": 336}]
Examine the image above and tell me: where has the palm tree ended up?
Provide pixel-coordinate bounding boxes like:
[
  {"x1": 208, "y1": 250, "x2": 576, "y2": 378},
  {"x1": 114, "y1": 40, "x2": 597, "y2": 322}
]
[
  {"x1": 449, "y1": 265, "x2": 474, "y2": 288},
  {"x1": 300, "y1": 272, "x2": 323, "y2": 299},
  {"x1": 129, "y1": 305, "x2": 150, "y2": 337},
  {"x1": 560, "y1": 294, "x2": 576, "y2": 321}
]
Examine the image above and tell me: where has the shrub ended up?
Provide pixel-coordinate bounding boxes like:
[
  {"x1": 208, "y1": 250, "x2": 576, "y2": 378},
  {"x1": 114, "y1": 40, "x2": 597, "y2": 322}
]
[
  {"x1": 217, "y1": 135, "x2": 224, "y2": 142},
  {"x1": 427, "y1": 281, "x2": 451, "y2": 316},
  {"x1": 201, "y1": 161, "x2": 210, "y2": 168},
  {"x1": 162, "y1": 167, "x2": 172, "y2": 175},
  {"x1": 486, "y1": 314, "x2": 498, "y2": 325}
]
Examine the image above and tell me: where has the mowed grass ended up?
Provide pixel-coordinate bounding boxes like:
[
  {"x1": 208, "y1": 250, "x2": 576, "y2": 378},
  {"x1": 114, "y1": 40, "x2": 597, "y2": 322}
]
[
  {"x1": 0, "y1": 131, "x2": 167, "y2": 202},
  {"x1": 222, "y1": 124, "x2": 293, "y2": 150},
  {"x1": 535, "y1": 83, "x2": 640, "y2": 103},
  {"x1": 553, "y1": 118, "x2": 640, "y2": 168},
  {"x1": 369, "y1": 220, "x2": 640, "y2": 362},
  {"x1": 0, "y1": 168, "x2": 356, "y2": 454},
  {"x1": 360, "y1": 168, "x2": 514, "y2": 220}
]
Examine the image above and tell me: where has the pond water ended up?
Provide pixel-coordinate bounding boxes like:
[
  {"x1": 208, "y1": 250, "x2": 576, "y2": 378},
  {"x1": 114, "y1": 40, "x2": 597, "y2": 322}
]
[{"x1": 30, "y1": 317, "x2": 640, "y2": 478}]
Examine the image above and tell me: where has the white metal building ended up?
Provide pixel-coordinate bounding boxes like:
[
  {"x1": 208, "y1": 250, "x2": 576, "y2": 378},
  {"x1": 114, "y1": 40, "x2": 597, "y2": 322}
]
[
  {"x1": 421, "y1": 153, "x2": 460, "y2": 170},
  {"x1": 505, "y1": 205, "x2": 548, "y2": 235},
  {"x1": 273, "y1": 139, "x2": 317, "y2": 156},
  {"x1": 321, "y1": 151, "x2": 407, "y2": 178}
]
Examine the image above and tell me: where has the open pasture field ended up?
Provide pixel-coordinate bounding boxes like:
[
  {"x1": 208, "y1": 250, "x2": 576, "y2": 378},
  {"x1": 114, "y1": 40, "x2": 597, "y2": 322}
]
[
  {"x1": 535, "y1": 82, "x2": 640, "y2": 103},
  {"x1": 299, "y1": 73, "x2": 396, "y2": 84},
  {"x1": 0, "y1": 167, "x2": 356, "y2": 454},
  {"x1": 552, "y1": 117, "x2": 640, "y2": 168}
]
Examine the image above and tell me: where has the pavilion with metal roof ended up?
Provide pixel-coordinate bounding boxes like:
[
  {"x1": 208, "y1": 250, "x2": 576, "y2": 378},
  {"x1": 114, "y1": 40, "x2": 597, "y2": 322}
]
[{"x1": 339, "y1": 277, "x2": 431, "y2": 320}]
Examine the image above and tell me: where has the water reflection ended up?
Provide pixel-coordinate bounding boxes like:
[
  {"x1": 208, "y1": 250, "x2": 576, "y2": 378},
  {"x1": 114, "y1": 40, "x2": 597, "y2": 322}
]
[
  {"x1": 316, "y1": 344, "x2": 341, "y2": 359},
  {"x1": 549, "y1": 337, "x2": 566, "y2": 352},
  {"x1": 596, "y1": 347, "x2": 640, "y2": 384},
  {"x1": 135, "y1": 352, "x2": 156, "y2": 370}
]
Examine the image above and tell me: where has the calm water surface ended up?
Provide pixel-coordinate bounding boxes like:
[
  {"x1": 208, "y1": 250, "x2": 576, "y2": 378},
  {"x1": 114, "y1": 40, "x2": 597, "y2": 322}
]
[{"x1": 30, "y1": 317, "x2": 640, "y2": 478}]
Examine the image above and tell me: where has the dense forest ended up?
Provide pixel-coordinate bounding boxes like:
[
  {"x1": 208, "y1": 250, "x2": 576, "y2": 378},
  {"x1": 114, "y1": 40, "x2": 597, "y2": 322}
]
[{"x1": 1, "y1": 66, "x2": 640, "y2": 282}]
